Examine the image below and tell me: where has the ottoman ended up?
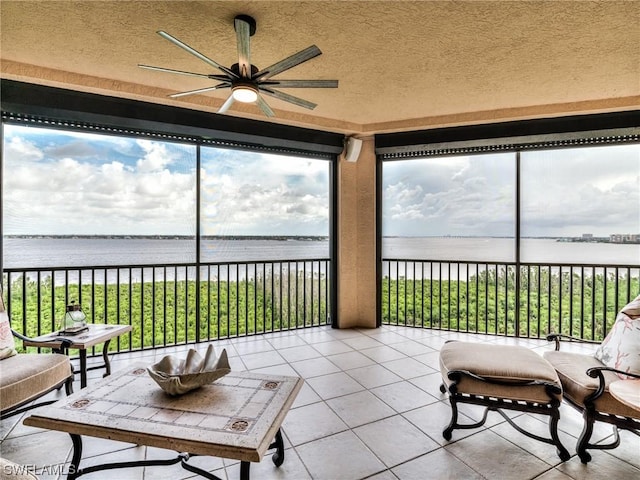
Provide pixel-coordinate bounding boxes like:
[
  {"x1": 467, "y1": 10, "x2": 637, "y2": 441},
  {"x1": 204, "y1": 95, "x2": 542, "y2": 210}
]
[{"x1": 439, "y1": 341, "x2": 570, "y2": 461}]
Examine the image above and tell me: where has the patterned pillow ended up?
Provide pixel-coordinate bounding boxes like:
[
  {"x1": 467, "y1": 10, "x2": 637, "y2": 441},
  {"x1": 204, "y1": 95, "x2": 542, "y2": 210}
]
[
  {"x1": 594, "y1": 295, "x2": 640, "y2": 379},
  {"x1": 0, "y1": 310, "x2": 17, "y2": 360}
]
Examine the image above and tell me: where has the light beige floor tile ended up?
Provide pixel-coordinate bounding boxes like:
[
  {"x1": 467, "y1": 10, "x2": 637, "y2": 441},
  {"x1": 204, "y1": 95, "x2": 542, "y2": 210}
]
[
  {"x1": 143, "y1": 446, "x2": 226, "y2": 480},
  {"x1": 392, "y1": 448, "x2": 484, "y2": 480},
  {"x1": 296, "y1": 431, "x2": 386, "y2": 480},
  {"x1": 557, "y1": 450, "x2": 640, "y2": 480},
  {"x1": 0, "y1": 430, "x2": 72, "y2": 469},
  {"x1": 408, "y1": 372, "x2": 447, "y2": 398},
  {"x1": 490, "y1": 413, "x2": 576, "y2": 465},
  {"x1": 76, "y1": 447, "x2": 146, "y2": 480},
  {"x1": 360, "y1": 330, "x2": 409, "y2": 346},
  {"x1": 402, "y1": 401, "x2": 478, "y2": 446},
  {"x1": 390, "y1": 341, "x2": 435, "y2": 357},
  {"x1": 289, "y1": 357, "x2": 341, "y2": 378},
  {"x1": 380, "y1": 357, "x2": 436, "y2": 379},
  {"x1": 290, "y1": 382, "x2": 322, "y2": 408},
  {"x1": 327, "y1": 351, "x2": 376, "y2": 370},
  {"x1": 305, "y1": 372, "x2": 365, "y2": 400},
  {"x1": 283, "y1": 402, "x2": 348, "y2": 446},
  {"x1": 267, "y1": 334, "x2": 309, "y2": 350},
  {"x1": 239, "y1": 350, "x2": 286, "y2": 370},
  {"x1": 353, "y1": 415, "x2": 440, "y2": 468},
  {"x1": 412, "y1": 350, "x2": 440, "y2": 370},
  {"x1": 341, "y1": 335, "x2": 385, "y2": 350},
  {"x1": 367, "y1": 471, "x2": 399, "y2": 480},
  {"x1": 309, "y1": 339, "x2": 354, "y2": 356},
  {"x1": 277, "y1": 345, "x2": 322, "y2": 363},
  {"x1": 371, "y1": 381, "x2": 439, "y2": 413},
  {"x1": 360, "y1": 345, "x2": 408, "y2": 363},
  {"x1": 231, "y1": 339, "x2": 275, "y2": 356},
  {"x1": 346, "y1": 364, "x2": 402, "y2": 389},
  {"x1": 225, "y1": 449, "x2": 311, "y2": 480},
  {"x1": 532, "y1": 468, "x2": 576, "y2": 480},
  {"x1": 250, "y1": 363, "x2": 299, "y2": 377},
  {"x1": 605, "y1": 429, "x2": 640, "y2": 469},
  {"x1": 327, "y1": 390, "x2": 396, "y2": 428},
  {"x1": 445, "y1": 429, "x2": 552, "y2": 479}
]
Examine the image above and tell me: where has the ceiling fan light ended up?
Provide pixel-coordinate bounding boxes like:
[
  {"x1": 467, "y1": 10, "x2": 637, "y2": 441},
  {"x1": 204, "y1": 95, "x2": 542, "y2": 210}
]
[{"x1": 231, "y1": 85, "x2": 258, "y2": 103}]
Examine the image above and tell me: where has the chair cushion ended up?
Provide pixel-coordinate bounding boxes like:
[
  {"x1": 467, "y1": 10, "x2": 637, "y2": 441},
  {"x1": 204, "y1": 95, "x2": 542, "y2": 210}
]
[
  {"x1": 439, "y1": 341, "x2": 562, "y2": 404},
  {"x1": 594, "y1": 294, "x2": 640, "y2": 379},
  {"x1": 0, "y1": 353, "x2": 72, "y2": 413},
  {"x1": 543, "y1": 350, "x2": 639, "y2": 419},
  {"x1": 0, "y1": 311, "x2": 17, "y2": 360},
  {"x1": 0, "y1": 458, "x2": 39, "y2": 479}
]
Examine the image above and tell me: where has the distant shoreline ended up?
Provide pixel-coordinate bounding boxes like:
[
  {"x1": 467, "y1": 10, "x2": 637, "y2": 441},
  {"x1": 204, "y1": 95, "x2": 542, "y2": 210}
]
[
  {"x1": 4, "y1": 235, "x2": 638, "y2": 244},
  {"x1": 4, "y1": 235, "x2": 329, "y2": 241}
]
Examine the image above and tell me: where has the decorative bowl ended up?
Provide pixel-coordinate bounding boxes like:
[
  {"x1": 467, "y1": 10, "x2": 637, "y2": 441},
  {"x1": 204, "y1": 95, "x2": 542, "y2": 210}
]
[{"x1": 147, "y1": 344, "x2": 231, "y2": 395}]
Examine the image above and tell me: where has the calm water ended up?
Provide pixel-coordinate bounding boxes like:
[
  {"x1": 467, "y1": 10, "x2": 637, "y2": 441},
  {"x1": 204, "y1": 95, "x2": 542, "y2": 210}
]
[{"x1": 2, "y1": 237, "x2": 638, "y2": 283}]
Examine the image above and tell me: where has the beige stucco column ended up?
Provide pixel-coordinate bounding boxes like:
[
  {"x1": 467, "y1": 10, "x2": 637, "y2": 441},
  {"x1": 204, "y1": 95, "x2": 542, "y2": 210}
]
[{"x1": 336, "y1": 137, "x2": 377, "y2": 328}]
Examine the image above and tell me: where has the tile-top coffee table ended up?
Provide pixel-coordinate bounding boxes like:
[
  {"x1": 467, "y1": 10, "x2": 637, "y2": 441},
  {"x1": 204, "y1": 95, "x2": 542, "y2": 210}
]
[
  {"x1": 22, "y1": 324, "x2": 132, "y2": 388},
  {"x1": 24, "y1": 363, "x2": 303, "y2": 480}
]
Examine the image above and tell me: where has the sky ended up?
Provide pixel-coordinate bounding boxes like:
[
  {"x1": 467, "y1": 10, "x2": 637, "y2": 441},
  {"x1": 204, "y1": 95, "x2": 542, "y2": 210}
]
[
  {"x1": 383, "y1": 145, "x2": 640, "y2": 237},
  {"x1": 3, "y1": 124, "x2": 639, "y2": 239},
  {"x1": 2, "y1": 124, "x2": 330, "y2": 236}
]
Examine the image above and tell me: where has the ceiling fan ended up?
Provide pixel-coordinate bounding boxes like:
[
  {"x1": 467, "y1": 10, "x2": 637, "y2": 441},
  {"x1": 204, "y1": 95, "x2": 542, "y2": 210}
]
[{"x1": 139, "y1": 15, "x2": 338, "y2": 117}]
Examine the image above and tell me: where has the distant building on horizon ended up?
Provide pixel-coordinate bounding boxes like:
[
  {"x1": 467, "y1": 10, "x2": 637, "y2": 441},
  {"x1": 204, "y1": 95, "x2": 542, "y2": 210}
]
[{"x1": 609, "y1": 233, "x2": 639, "y2": 243}]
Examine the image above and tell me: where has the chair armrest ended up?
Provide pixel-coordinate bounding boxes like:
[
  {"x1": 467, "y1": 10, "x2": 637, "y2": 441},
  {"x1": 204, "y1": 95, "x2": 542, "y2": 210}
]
[
  {"x1": 583, "y1": 366, "x2": 640, "y2": 404},
  {"x1": 11, "y1": 329, "x2": 73, "y2": 352},
  {"x1": 11, "y1": 328, "x2": 33, "y2": 342},
  {"x1": 546, "y1": 333, "x2": 600, "y2": 351}
]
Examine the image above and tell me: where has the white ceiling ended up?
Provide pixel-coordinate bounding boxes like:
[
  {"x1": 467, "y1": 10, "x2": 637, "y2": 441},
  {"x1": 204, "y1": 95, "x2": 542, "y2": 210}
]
[{"x1": 1, "y1": 1, "x2": 638, "y2": 134}]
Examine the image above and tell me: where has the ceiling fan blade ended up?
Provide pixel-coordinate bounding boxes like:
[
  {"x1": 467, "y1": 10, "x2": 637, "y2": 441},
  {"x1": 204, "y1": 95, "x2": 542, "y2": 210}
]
[
  {"x1": 234, "y1": 17, "x2": 252, "y2": 78},
  {"x1": 259, "y1": 87, "x2": 317, "y2": 110},
  {"x1": 260, "y1": 80, "x2": 338, "y2": 88},
  {"x1": 218, "y1": 95, "x2": 235, "y2": 114},
  {"x1": 138, "y1": 64, "x2": 211, "y2": 79},
  {"x1": 169, "y1": 83, "x2": 231, "y2": 98},
  {"x1": 157, "y1": 31, "x2": 238, "y2": 79},
  {"x1": 253, "y1": 45, "x2": 322, "y2": 81},
  {"x1": 256, "y1": 95, "x2": 275, "y2": 117}
]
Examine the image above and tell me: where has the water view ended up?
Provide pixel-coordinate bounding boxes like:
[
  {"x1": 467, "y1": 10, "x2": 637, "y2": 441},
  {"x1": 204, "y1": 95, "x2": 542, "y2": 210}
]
[{"x1": 3, "y1": 236, "x2": 638, "y2": 279}]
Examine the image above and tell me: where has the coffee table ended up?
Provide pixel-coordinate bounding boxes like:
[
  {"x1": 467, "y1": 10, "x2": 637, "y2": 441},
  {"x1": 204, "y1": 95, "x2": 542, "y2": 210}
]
[
  {"x1": 22, "y1": 324, "x2": 132, "y2": 388},
  {"x1": 24, "y1": 363, "x2": 303, "y2": 480}
]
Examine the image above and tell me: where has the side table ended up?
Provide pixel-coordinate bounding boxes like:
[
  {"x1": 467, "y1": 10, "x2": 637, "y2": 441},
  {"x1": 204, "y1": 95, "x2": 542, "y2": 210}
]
[
  {"x1": 22, "y1": 324, "x2": 132, "y2": 388},
  {"x1": 609, "y1": 379, "x2": 640, "y2": 413}
]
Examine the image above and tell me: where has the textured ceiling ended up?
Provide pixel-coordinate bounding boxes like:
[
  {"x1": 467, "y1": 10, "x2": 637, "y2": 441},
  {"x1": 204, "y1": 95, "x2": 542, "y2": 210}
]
[{"x1": 1, "y1": 1, "x2": 639, "y2": 134}]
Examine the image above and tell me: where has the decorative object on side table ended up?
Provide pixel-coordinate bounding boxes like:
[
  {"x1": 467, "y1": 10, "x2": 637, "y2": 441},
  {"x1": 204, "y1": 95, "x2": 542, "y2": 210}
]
[
  {"x1": 58, "y1": 301, "x2": 88, "y2": 336},
  {"x1": 148, "y1": 344, "x2": 231, "y2": 395}
]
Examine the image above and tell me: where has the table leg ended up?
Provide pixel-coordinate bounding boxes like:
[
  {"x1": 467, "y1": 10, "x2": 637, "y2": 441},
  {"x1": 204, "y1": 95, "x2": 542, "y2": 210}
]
[
  {"x1": 102, "y1": 339, "x2": 112, "y2": 378},
  {"x1": 270, "y1": 428, "x2": 285, "y2": 467},
  {"x1": 240, "y1": 461, "x2": 251, "y2": 480},
  {"x1": 68, "y1": 434, "x2": 83, "y2": 480},
  {"x1": 79, "y1": 350, "x2": 87, "y2": 389}
]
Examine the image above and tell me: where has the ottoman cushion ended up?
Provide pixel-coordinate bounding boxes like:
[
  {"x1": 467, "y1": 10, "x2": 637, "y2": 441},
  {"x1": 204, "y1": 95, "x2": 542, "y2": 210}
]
[{"x1": 440, "y1": 341, "x2": 562, "y2": 404}]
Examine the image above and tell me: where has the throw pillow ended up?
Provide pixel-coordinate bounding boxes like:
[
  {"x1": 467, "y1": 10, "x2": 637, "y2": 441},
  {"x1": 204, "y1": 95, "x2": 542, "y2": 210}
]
[
  {"x1": 0, "y1": 310, "x2": 17, "y2": 360},
  {"x1": 594, "y1": 294, "x2": 640, "y2": 379}
]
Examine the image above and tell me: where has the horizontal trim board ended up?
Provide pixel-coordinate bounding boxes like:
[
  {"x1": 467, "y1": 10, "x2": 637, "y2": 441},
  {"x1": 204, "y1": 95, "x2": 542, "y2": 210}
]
[
  {"x1": 375, "y1": 111, "x2": 640, "y2": 157},
  {"x1": 0, "y1": 80, "x2": 344, "y2": 156}
]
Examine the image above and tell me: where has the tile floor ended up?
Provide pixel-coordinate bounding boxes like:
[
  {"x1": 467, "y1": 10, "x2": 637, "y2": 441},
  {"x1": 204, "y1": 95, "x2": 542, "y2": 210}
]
[{"x1": 2, "y1": 325, "x2": 639, "y2": 480}]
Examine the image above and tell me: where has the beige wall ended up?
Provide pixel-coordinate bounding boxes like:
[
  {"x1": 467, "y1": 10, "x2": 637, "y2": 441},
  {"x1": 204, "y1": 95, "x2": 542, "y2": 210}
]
[{"x1": 337, "y1": 137, "x2": 377, "y2": 328}]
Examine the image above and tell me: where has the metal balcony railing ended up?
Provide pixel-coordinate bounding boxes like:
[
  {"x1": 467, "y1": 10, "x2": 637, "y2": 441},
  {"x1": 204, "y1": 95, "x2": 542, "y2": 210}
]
[
  {"x1": 382, "y1": 259, "x2": 640, "y2": 341},
  {"x1": 3, "y1": 259, "x2": 331, "y2": 354}
]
